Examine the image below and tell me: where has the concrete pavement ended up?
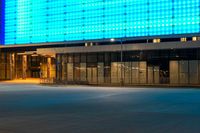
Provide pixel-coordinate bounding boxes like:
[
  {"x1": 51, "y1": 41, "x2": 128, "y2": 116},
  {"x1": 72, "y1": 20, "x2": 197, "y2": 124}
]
[{"x1": 0, "y1": 83, "x2": 200, "y2": 133}]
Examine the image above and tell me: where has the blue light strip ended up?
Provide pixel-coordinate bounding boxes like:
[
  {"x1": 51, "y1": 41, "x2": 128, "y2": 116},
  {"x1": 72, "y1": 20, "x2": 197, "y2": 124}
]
[
  {"x1": 0, "y1": 0, "x2": 5, "y2": 45},
  {"x1": 4, "y1": 0, "x2": 200, "y2": 45}
]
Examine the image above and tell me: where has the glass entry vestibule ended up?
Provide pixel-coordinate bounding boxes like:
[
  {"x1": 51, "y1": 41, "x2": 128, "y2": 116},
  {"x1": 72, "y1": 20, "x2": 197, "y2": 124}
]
[
  {"x1": 55, "y1": 48, "x2": 200, "y2": 85},
  {"x1": 56, "y1": 51, "x2": 172, "y2": 85}
]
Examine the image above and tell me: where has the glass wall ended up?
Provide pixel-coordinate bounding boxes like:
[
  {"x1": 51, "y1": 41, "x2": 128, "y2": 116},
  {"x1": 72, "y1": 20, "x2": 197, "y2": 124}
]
[
  {"x1": 4, "y1": 0, "x2": 200, "y2": 45},
  {"x1": 55, "y1": 49, "x2": 200, "y2": 85}
]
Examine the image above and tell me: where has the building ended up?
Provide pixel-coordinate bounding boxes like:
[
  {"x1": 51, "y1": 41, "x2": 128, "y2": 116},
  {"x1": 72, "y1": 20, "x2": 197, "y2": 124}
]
[{"x1": 0, "y1": 0, "x2": 200, "y2": 86}]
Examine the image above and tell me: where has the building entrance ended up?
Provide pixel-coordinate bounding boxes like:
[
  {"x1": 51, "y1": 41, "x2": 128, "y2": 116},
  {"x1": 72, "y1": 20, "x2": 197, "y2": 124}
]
[{"x1": 0, "y1": 52, "x2": 56, "y2": 80}]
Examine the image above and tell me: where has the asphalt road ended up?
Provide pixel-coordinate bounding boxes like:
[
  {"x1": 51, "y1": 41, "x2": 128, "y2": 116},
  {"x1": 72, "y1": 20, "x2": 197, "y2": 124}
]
[{"x1": 0, "y1": 83, "x2": 200, "y2": 133}]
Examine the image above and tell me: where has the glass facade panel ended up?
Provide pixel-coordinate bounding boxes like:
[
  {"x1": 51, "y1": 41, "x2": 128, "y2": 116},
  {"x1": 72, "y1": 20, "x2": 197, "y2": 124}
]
[{"x1": 3, "y1": 0, "x2": 200, "y2": 45}]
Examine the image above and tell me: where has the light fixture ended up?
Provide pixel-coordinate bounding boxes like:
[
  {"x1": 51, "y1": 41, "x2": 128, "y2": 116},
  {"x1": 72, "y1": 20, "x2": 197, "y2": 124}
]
[{"x1": 110, "y1": 38, "x2": 115, "y2": 42}]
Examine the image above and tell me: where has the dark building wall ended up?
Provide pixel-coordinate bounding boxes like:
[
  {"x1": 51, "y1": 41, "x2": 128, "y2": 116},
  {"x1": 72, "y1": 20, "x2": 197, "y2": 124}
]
[{"x1": 0, "y1": 0, "x2": 5, "y2": 45}]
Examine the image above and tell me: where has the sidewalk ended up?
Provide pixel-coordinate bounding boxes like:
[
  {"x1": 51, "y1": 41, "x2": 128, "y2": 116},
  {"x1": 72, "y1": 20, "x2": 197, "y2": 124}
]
[{"x1": 0, "y1": 78, "x2": 40, "y2": 84}]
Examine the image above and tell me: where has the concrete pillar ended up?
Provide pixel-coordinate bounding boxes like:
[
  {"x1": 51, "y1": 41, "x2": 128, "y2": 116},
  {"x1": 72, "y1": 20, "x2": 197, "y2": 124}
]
[
  {"x1": 139, "y1": 61, "x2": 147, "y2": 84},
  {"x1": 67, "y1": 63, "x2": 74, "y2": 82},
  {"x1": 80, "y1": 63, "x2": 87, "y2": 82},
  {"x1": 98, "y1": 63, "x2": 104, "y2": 84},
  {"x1": 179, "y1": 61, "x2": 189, "y2": 84},
  {"x1": 124, "y1": 62, "x2": 131, "y2": 84},
  {"x1": 170, "y1": 61, "x2": 179, "y2": 84},
  {"x1": 132, "y1": 62, "x2": 139, "y2": 84},
  {"x1": 47, "y1": 57, "x2": 51, "y2": 78},
  {"x1": 22, "y1": 55, "x2": 27, "y2": 79},
  {"x1": 148, "y1": 66, "x2": 154, "y2": 84},
  {"x1": 111, "y1": 62, "x2": 119, "y2": 84},
  {"x1": 154, "y1": 66, "x2": 160, "y2": 84},
  {"x1": 189, "y1": 60, "x2": 199, "y2": 84},
  {"x1": 9, "y1": 53, "x2": 15, "y2": 80}
]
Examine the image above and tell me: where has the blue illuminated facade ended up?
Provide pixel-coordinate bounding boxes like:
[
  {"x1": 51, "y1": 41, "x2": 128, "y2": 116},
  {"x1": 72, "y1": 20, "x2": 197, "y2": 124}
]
[
  {"x1": 0, "y1": 0, "x2": 5, "y2": 45},
  {"x1": 3, "y1": 0, "x2": 200, "y2": 45}
]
